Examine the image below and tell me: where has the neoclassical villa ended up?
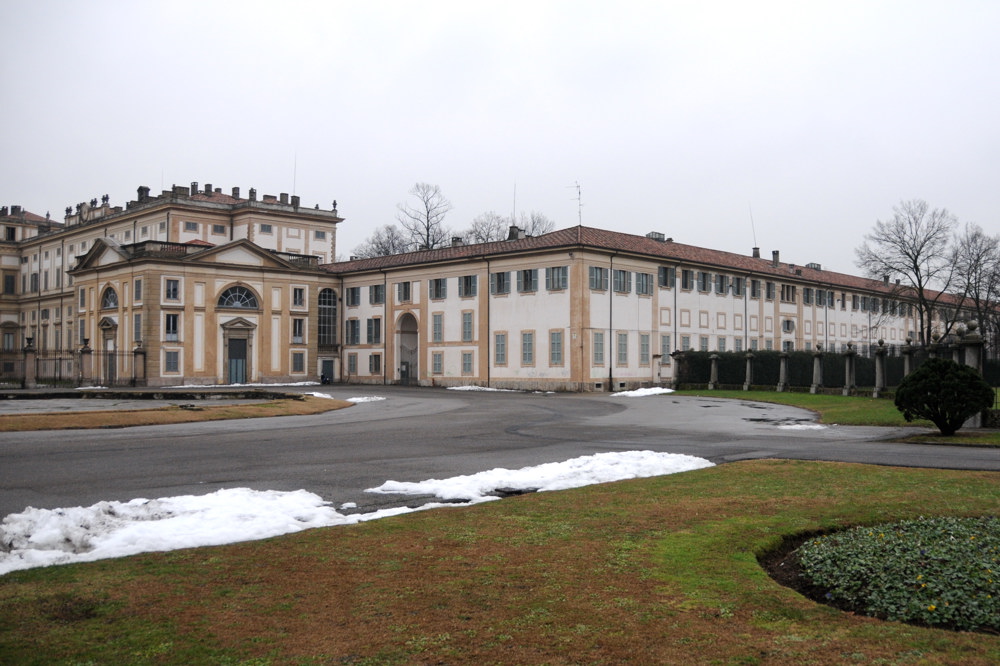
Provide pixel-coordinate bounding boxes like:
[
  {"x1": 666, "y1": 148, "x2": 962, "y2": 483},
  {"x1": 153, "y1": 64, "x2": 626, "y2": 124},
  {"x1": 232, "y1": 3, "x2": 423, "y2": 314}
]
[{"x1": 0, "y1": 183, "x2": 963, "y2": 390}]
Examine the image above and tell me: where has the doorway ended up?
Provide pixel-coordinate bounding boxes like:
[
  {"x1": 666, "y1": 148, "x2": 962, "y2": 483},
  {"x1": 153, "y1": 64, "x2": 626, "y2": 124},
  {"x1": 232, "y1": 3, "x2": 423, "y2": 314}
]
[
  {"x1": 397, "y1": 312, "x2": 418, "y2": 385},
  {"x1": 228, "y1": 338, "x2": 247, "y2": 384}
]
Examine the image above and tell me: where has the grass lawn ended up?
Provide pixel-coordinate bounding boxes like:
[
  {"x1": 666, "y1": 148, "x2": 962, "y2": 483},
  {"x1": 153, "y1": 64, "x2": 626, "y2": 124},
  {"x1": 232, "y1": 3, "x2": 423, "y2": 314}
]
[
  {"x1": 1, "y1": 460, "x2": 997, "y2": 664},
  {"x1": 675, "y1": 390, "x2": 1000, "y2": 446}
]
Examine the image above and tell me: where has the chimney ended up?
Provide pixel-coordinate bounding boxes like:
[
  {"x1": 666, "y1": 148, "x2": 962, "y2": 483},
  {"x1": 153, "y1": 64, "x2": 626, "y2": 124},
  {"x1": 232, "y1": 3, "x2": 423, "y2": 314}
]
[
  {"x1": 772, "y1": 250, "x2": 780, "y2": 267},
  {"x1": 752, "y1": 247, "x2": 760, "y2": 259},
  {"x1": 191, "y1": 181, "x2": 198, "y2": 194},
  {"x1": 249, "y1": 188, "x2": 257, "y2": 201},
  {"x1": 506, "y1": 225, "x2": 526, "y2": 241},
  {"x1": 204, "y1": 183, "x2": 212, "y2": 194},
  {"x1": 883, "y1": 275, "x2": 889, "y2": 285},
  {"x1": 0, "y1": 206, "x2": 7, "y2": 217},
  {"x1": 137, "y1": 185, "x2": 150, "y2": 202},
  {"x1": 291, "y1": 195, "x2": 300, "y2": 208},
  {"x1": 11, "y1": 205, "x2": 22, "y2": 216},
  {"x1": 451, "y1": 236, "x2": 464, "y2": 247},
  {"x1": 279, "y1": 193, "x2": 289, "y2": 205},
  {"x1": 232, "y1": 186, "x2": 240, "y2": 198}
]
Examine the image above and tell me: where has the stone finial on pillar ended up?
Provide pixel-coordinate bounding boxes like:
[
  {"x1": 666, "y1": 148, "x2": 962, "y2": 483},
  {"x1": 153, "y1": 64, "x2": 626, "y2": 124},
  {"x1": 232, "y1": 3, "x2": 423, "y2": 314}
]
[{"x1": 842, "y1": 342, "x2": 857, "y2": 396}]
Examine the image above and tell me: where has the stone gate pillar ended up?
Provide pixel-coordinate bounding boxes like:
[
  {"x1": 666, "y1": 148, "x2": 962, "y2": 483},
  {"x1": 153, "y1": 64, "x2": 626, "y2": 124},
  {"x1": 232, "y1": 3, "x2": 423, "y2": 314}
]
[
  {"x1": 708, "y1": 353, "x2": 719, "y2": 390},
  {"x1": 962, "y1": 321, "x2": 985, "y2": 429},
  {"x1": 22, "y1": 337, "x2": 36, "y2": 389},
  {"x1": 777, "y1": 352, "x2": 789, "y2": 392},
  {"x1": 810, "y1": 345, "x2": 823, "y2": 394},
  {"x1": 743, "y1": 352, "x2": 754, "y2": 391},
  {"x1": 873, "y1": 339, "x2": 887, "y2": 398},
  {"x1": 842, "y1": 343, "x2": 857, "y2": 396},
  {"x1": 132, "y1": 341, "x2": 147, "y2": 387},
  {"x1": 79, "y1": 339, "x2": 94, "y2": 386},
  {"x1": 901, "y1": 339, "x2": 914, "y2": 377}
]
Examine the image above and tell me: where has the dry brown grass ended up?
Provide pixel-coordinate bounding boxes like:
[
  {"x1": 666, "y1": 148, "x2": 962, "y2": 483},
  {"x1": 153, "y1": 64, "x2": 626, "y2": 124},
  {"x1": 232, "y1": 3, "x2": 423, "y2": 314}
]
[{"x1": 0, "y1": 395, "x2": 351, "y2": 431}]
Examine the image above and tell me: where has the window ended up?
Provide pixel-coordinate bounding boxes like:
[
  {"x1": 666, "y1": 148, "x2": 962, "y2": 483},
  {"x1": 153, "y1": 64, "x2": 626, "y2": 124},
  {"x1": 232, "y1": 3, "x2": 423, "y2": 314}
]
[
  {"x1": 134, "y1": 313, "x2": 142, "y2": 342},
  {"x1": 29, "y1": 273, "x2": 38, "y2": 293},
  {"x1": 681, "y1": 269, "x2": 694, "y2": 290},
  {"x1": 396, "y1": 281, "x2": 411, "y2": 302},
  {"x1": 2, "y1": 331, "x2": 14, "y2": 351},
  {"x1": 260, "y1": 223, "x2": 273, "y2": 234},
  {"x1": 366, "y1": 318, "x2": 381, "y2": 344},
  {"x1": 780, "y1": 285, "x2": 797, "y2": 303},
  {"x1": 462, "y1": 311, "x2": 473, "y2": 342},
  {"x1": 613, "y1": 269, "x2": 631, "y2": 293},
  {"x1": 550, "y1": 331, "x2": 563, "y2": 365},
  {"x1": 495, "y1": 333, "x2": 507, "y2": 365},
  {"x1": 639, "y1": 333, "x2": 650, "y2": 365},
  {"x1": 735, "y1": 338, "x2": 743, "y2": 352},
  {"x1": 462, "y1": 352, "x2": 473, "y2": 374},
  {"x1": 803, "y1": 287, "x2": 814, "y2": 305},
  {"x1": 318, "y1": 289, "x2": 337, "y2": 346},
  {"x1": 750, "y1": 279, "x2": 760, "y2": 299},
  {"x1": 658, "y1": 266, "x2": 675, "y2": 288},
  {"x1": 490, "y1": 271, "x2": 511, "y2": 295},
  {"x1": 134, "y1": 279, "x2": 142, "y2": 301},
  {"x1": 717, "y1": 337, "x2": 726, "y2": 352},
  {"x1": 700, "y1": 336, "x2": 709, "y2": 352},
  {"x1": 852, "y1": 294, "x2": 859, "y2": 310},
  {"x1": 369, "y1": 284, "x2": 385, "y2": 305},
  {"x1": 4, "y1": 227, "x2": 14, "y2": 241},
  {"x1": 3, "y1": 274, "x2": 15, "y2": 295},
  {"x1": 545, "y1": 266, "x2": 568, "y2": 291},
  {"x1": 732, "y1": 277, "x2": 745, "y2": 297},
  {"x1": 617, "y1": 332, "x2": 628, "y2": 365},
  {"x1": 315, "y1": 230, "x2": 327, "y2": 240},
  {"x1": 347, "y1": 353, "x2": 357, "y2": 375},
  {"x1": 697, "y1": 271, "x2": 711, "y2": 292},
  {"x1": 369, "y1": 354, "x2": 382, "y2": 374},
  {"x1": 218, "y1": 286, "x2": 258, "y2": 308},
  {"x1": 165, "y1": 350, "x2": 179, "y2": 373},
  {"x1": 165, "y1": 314, "x2": 179, "y2": 341},
  {"x1": 593, "y1": 331, "x2": 605, "y2": 365},
  {"x1": 782, "y1": 319, "x2": 795, "y2": 333},
  {"x1": 589, "y1": 266, "x2": 609, "y2": 290},
  {"x1": 782, "y1": 340, "x2": 794, "y2": 352},
  {"x1": 516, "y1": 269, "x2": 538, "y2": 293},
  {"x1": 101, "y1": 287, "x2": 118, "y2": 309},
  {"x1": 292, "y1": 318, "x2": 305, "y2": 343},
  {"x1": 212, "y1": 224, "x2": 226, "y2": 235},
  {"x1": 429, "y1": 278, "x2": 447, "y2": 299},
  {"x1": 458, "y1": 275, "x2": 477, "y2": 297},
  {"x1": 165, "y1": 278, "x2": 180, "y2": 300},
  {"x1": 432, "y1": 352, "x2": 443, "y2": 374},
  {"x1": 346, "y1": 319, "x2": 361, "y2": 345},
  {"x1": 345, "y1": 287, "x2": 361, "y2": 306},
  {"x1": 521, "y1": 332, "x2": 534, "y2": 364},
  {"x1": 293, "y1": 287, "x2": 305, "y2": 307},
  {"x1": 660, "y1": 334, "x2": 672, "y2": 361},
  {"x1": 636, "y1": 273, "x2": 653, "y2": 296},
  {"x1": 765, "y1": 282, "x2": 776, "y2": 300},
  {"x1": 291, "y1": 351, "x2": 305, "y2": 373},
  {"x1": 184, "y1": 221, "x2": 198, "y2": 232},
  {"x1": 432, "y1": 313, "x2": 443, "y2": 343},
  {"x1": 715, "y1": 274, "x2": 729, "y2": 295}
]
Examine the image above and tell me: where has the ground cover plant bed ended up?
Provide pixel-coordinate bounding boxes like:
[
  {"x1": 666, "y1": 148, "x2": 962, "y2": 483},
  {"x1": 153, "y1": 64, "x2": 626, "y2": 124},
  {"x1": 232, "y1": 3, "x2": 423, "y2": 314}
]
[
  {"x1": 0, "y1": 394, "x2": 350, "y2": 431},
  {"x1": 1, "y1": 460, "x2": 998, "y2": 664}
]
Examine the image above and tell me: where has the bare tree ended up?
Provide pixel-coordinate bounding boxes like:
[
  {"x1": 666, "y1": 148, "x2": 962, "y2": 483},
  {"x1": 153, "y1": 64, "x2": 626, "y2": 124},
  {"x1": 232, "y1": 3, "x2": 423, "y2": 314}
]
[
  {"x1": 462, "y1": 210, "x2": 557, "y2": 244},
  {"x1": 396, "y1": 183, "x2": 452, "y2": 250},
  {"x1": 855, "y1": 199, "x2": 958, "y2": 345},
  {"x1": 464, "y1": 211, "x2": 509, "y2": 244},
  {"x1": 352, "y1": 224, "x2": 411, "y2": 259},
  {"x1": 954, "y1": 223, "x2": 1000, "y2": 349},
  {"x1": 516, "y1": 211, "x2": 556, "y2": 237}
]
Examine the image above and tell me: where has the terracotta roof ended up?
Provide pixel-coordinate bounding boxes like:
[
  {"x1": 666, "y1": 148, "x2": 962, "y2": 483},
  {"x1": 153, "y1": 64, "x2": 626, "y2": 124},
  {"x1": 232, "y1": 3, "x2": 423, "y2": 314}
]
[
  {"x1": 323, "y1": 225, "x2": 947, "y2": 300},
  {"x1": 189, "y1": 191, "x2": 244, "y2": 205},
  {"x1": 186, "y1": 239, "x2": 216, "y2": 247},
  {"x1": 1, "y1": 208, "x2": 51, "y2": 224}
]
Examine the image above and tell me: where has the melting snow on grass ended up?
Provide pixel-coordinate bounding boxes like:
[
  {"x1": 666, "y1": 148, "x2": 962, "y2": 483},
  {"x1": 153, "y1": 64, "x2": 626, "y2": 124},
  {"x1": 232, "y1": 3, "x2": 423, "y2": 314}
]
[
  {"x1": 0, "y1": 451, "x2": 711, "y2": 575},
  {"x1": 611, "y1": 387, "x2": 674, "y2": 397}
]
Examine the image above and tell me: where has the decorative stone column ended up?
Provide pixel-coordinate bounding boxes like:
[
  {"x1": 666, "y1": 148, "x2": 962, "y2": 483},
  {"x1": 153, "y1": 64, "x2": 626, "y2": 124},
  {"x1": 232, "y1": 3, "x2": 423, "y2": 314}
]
[
  {"x1": 708, "y1": 353, "x2": 719, "y2": 390},
  {"x1": 810, "y1": 345, "x2": 824, "y2": 394},
  {"x1": 743, "y1": 351, "x2": 754, "y2": 391},
  {"x1": 873, "y1": 339, "x2": 887, "y2": 398},
  {"x1": 132, "y1": 341, "x2": 147, "y2": 387},
  {"x1": 669, "y1": 350, "x2": 686, "y2": 390},
  {"x1": 842, "y1": 342, "x2": 857, "y2": 396},
  {"x1": 79, "y1": 338, "x2": 94, "y2": 387},
  {"x1": 22, "y1": 337, "x2": 36, "y2": 389},
  {"x1": 777, "y1": 352, "x2": 789, "y2": 392},
  {"x1": 928, "y1": 333, "x2": 941, "y2": 358},
  {"x1": 901, "y1": 338, "x2": 914, "y2": 377},
  {"x1": 961, "y1": 321, "x2": 985, "y2": 429}
]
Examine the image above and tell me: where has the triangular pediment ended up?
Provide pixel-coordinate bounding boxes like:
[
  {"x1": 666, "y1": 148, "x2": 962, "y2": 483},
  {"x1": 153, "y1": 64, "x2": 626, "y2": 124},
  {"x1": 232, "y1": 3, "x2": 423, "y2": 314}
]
[
  {"x1": 190, "y1": 239, "x2": 296, "y2": 269},
  {"x1": 73, "y1": 238, "x2": 129, "y2": 270},
  {"x1": 221, "y1": 316, "x2": 257, "y2": 331}
]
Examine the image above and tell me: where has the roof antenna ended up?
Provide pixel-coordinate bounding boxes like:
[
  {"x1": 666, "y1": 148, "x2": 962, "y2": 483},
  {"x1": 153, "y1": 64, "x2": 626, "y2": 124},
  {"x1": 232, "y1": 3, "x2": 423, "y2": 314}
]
[
  {"x1": 748, "y1": 202, "x2": 758, "y2": 247},
  {"x1": 568, "y1": 181, "x2": 582, "y2": 225}
]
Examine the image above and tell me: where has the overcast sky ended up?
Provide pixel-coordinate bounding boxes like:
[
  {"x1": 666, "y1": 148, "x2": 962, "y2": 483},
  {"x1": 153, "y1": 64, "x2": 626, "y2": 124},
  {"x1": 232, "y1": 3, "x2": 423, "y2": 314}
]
[{"x1": 2, "y1": 1, "x2": 997, "y2": 273}]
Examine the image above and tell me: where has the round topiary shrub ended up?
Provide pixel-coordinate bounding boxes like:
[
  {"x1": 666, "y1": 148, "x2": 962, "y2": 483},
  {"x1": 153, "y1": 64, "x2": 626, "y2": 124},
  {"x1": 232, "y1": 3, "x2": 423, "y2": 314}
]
[{"x1": 894, "y1": 357, "x2": 994, "y2": 435}]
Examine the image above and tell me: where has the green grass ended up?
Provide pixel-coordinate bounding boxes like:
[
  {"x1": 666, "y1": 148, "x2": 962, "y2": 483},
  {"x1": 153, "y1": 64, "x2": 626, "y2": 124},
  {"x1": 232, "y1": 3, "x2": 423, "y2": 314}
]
[
  {"x1": 675, "y1": 389, "x2": 1000, "y2": 446},
  {"x1": 1, "y1": 460, "x2": 998, "y2": 664}
]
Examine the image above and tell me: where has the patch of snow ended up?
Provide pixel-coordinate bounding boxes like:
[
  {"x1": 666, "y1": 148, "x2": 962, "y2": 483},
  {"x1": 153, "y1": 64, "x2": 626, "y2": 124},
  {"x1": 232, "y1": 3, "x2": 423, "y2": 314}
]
[
  {"x1": 776, "y1": 423, "x2": 827, "y2": 430},
  {"x1": 0, "y1": 451, "x2": 713, "y2": 575},
  {"x1": 447, "y1": 385, "x2": 521, "y2": 392},
  {"x1": 610, "y1": 387, "x2": 675, "y2": 397},
  {"x1": 346, "y1": 396, "x2": 387, "y2": 403}
]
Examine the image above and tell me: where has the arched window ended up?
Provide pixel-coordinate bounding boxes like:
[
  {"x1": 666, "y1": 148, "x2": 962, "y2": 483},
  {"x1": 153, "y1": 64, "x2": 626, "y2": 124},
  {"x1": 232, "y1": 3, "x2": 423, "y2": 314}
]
[
  {"x1": 101, "y1": 287, "x2": 118, "y2": 309},
  {"x1": 318, "y1": 288, "x2": 337, "y2": 346},
  {"x1": 218, "y1": 286, "x2": 259, "y2": 309}
]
